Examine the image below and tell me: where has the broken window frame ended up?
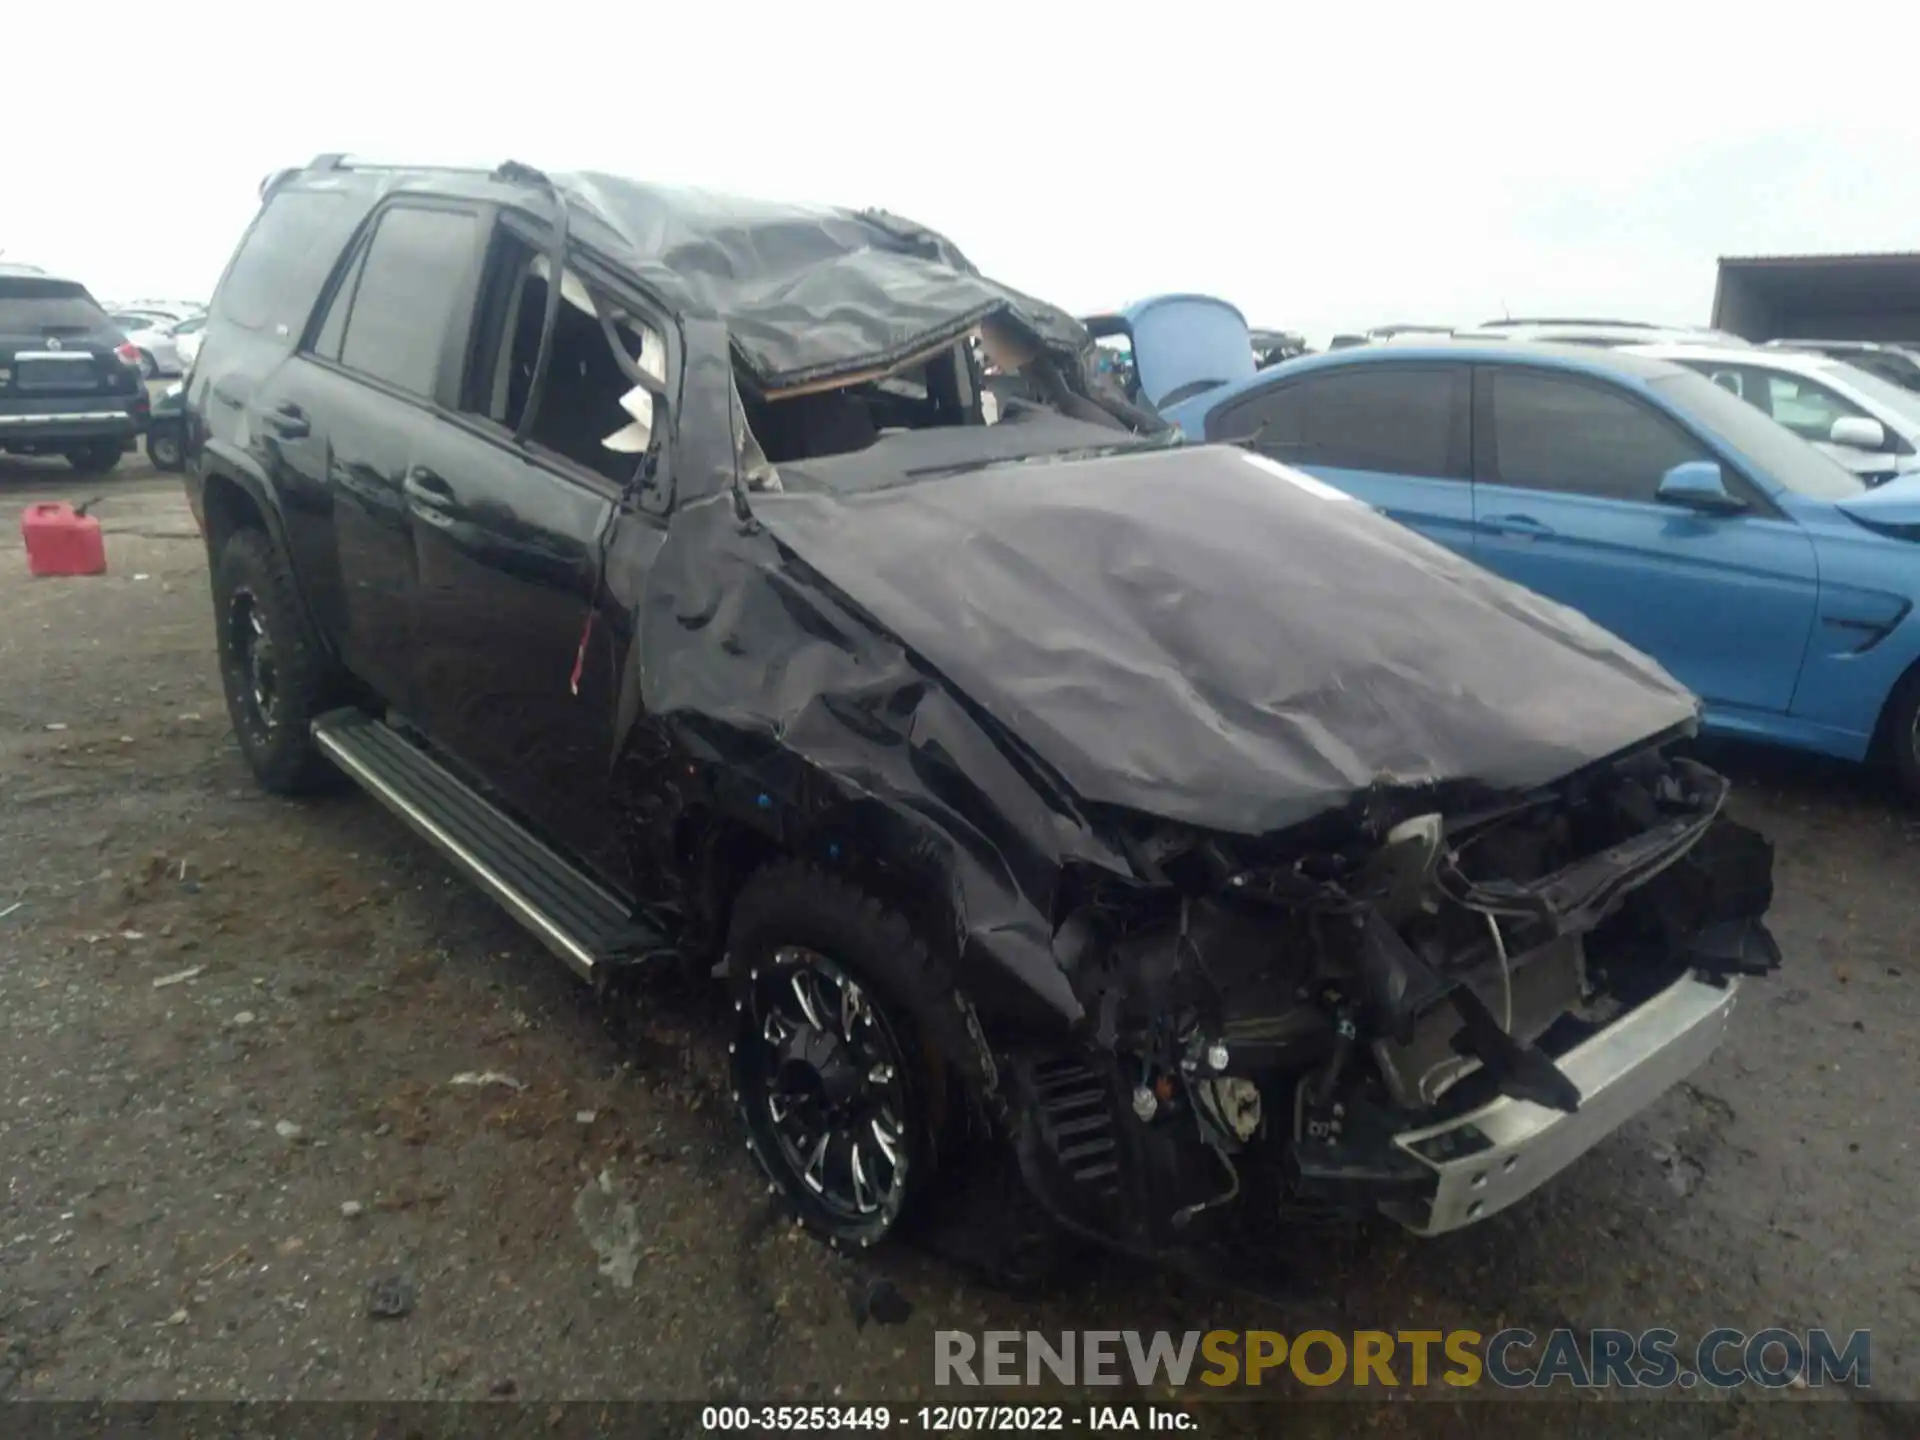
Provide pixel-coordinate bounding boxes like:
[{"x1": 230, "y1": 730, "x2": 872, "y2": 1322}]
[
  {"x1": 727, "y1": 324, "x2": 997, "y2": 484},
  {"x1": 458, "y1": 209, "x2": 682, "y2": 513}
]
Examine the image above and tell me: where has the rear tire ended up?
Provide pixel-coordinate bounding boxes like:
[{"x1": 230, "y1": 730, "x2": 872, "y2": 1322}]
[
  {"x1": 728, "y1": 862, "x2": 980, "y2": 1254},
  {"x1": 212, "y1": 527, "x2": 339, "y2": 795},
  {"x1": 147, "y1": 427, "x2": 183, "y2": 472},
  {"x1": 136, "y1": 349, "x2": 157, "y2": 379},
  {"x1": 66, "y1": 442, "x2": 122, "y2": 474}
]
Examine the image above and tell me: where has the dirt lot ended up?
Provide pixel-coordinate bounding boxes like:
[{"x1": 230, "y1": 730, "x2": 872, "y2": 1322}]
[{"x1": 1, "y1": 454, "x2": 1915, "y2": 1433}]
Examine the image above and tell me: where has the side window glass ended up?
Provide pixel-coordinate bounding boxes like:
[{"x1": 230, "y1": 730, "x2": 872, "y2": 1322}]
[
  {"x1": 1207, "y1": 382, "x2": 1305, "y2": 452},
  {"x1": 1758, "y1": 373, "x2": 1864, "y2": 441},
  {"x1": 334, "y1": 206, "x2": 482, "y2": 399},
  {"x1": 460, "y1": 225, "x2": 669, "y2": 489},
  {"x1": 1288, "y1": 367, "x2": 1462, "y2": 477},
  {"x1": 1490, "y1": 370, "x2": 1709, "y2": 502},
  {"x1": 214, "y1": 189, "x2": 357, "y2": 337}
]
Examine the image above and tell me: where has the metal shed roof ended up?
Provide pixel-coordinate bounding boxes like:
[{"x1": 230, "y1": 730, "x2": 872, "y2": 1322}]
[{"x1": 1713, "y1": 252, "x2": 1920, "y2": 333}]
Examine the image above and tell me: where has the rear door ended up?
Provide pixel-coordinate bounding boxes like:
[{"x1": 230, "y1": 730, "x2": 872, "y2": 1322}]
[
  {"x1": 1469, "y1": 364, "x2": 1819, "y2": 713},
  {"x1": 254, "y1": 201, "x2": 489, "y2": 710},
  {"x1": 1202, "y1": 363, "x2": 1476, "y2": 554}
]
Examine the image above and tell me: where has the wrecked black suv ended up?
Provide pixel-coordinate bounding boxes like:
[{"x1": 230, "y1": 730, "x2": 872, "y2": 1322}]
[{"x1": 183, "y1": 155, "x2": 1779, "y2": 1280}]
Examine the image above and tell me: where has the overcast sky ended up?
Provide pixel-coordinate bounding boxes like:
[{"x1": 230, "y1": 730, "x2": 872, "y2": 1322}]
[{"x1": 8, "y1": 2, "x2": 1918, "y2": 342}]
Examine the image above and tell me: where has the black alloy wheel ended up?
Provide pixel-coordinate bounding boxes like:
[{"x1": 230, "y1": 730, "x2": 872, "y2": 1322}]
[
  {"x1": 225, "y1": 586, "x2": 280, "y2": 742},
  {"x1": 734, "y1": 944, "x2": 921, "y2": 1246}
]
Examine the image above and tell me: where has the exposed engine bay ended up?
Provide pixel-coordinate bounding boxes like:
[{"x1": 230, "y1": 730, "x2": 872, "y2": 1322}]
[{"x1": 1010, "y1": 744, "x2": 1779, "y2": 1253}]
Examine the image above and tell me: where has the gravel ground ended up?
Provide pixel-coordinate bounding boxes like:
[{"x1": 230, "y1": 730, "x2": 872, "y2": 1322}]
[{"x1": 1, "y1": 455, "x2": 1914, "y2": 1435}]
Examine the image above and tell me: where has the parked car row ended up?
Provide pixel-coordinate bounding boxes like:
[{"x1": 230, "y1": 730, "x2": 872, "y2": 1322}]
[
  {"x1": 1270, "y1": 316, "x2": 1920, "y2": 482},
  {"x1": 1768, "y1": 338, "x2": 1920, "y2": 393}
]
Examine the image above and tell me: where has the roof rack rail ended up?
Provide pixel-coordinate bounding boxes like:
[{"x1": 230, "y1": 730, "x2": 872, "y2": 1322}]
[
  {"x1": 301, "y1": 153, "x2": 499, "y2": 176},
  {"x1": 1478, "y1": 317, "x2": 1665, "y2": 329}
]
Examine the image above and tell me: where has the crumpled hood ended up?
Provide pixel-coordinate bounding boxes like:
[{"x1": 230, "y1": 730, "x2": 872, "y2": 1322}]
[{"x1": 749, "y1": 444, "x2": 1700, "y2": 836}]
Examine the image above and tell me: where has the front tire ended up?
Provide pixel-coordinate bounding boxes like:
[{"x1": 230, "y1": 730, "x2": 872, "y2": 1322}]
[
  {"x1": 66, "y1": 442, "x2": 122, "y2": 474},
  {"x1": 136, "y1": 349, "x2": 157, "y2": 379},
  {"x1": 212, "y1": 528, "x2": 339, "y2": 794},
  {"x1": 728, "y1": 862, "x2": 974, "y2": 1253},
  {"x1": 1885, "y1": 668, "x2": 1920, "y2": 804}
]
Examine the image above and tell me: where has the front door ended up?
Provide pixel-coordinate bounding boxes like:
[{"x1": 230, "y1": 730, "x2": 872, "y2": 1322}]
[
  {"x1": 1470, "y1": 365, "x2": 1820, "y2": 714},
  {"x1": 403, "y1": 222, "x2": 674, "y2": 888}
]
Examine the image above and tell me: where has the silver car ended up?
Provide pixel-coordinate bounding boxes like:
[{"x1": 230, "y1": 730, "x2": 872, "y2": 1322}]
[
  {"x1": 170, "y1": 313, "x2": 206, "y2": 372},
  {"x1": 110, "y1": 311, "x2": 195, "y2": 378},
  {"x1": 111, "y1": 311, "x2": 180, "y2": 377}
]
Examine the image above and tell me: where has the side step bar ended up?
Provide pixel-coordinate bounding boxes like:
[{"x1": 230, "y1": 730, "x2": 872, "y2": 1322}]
[{"x1": 312, "y1": 709, "x2": 663, "y2": 983}]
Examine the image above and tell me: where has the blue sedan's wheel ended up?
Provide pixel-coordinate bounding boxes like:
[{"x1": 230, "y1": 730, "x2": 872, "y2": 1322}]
[{"x1": 1887, "y1": 671, "x2": 1920, "y2": 804}]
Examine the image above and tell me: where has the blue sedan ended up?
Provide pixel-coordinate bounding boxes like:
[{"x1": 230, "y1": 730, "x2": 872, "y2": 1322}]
[{"x1": 1152, "y1": 337, "x2": 1920, "y2": 798}]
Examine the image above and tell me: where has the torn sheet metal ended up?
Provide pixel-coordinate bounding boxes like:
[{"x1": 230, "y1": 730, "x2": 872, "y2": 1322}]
[
  {"x1": 259, "y1": 161, "x2": 1119, "y2": 426},
  {"x1": 622, "y1": 336, "x2": 1702, "y2": 1027},
  {"x1": 550, "y1": 174, "x2": 1093, "y2": 392}
]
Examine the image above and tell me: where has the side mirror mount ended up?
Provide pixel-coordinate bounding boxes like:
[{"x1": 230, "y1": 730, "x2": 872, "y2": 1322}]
[
  {"x1": 1657, "y1": 460, "x2": 1747, "y2": 515},
  {"x1": 1829, "y1": 415, "x2": 1887, "y2": 451}
]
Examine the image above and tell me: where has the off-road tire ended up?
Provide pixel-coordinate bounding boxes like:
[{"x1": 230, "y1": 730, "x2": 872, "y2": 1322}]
[
  {"x1": 66, "y1": 442, "x2": 122, "y2": 474},
  {"x1": 212, "y1": 527, "x2": 339, "y2": 795},
  {"x1": 1884, "y1": 667, "x2": 1920, "y2": 805},
  {"x1": 728, "y1": 861, "x2": 988, "y2": 1254}
]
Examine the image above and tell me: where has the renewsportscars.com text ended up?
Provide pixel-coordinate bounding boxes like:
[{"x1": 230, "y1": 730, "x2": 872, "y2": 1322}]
[{"x1": 934, "y1": 1327, "x2": 1871, "y2": 1391}]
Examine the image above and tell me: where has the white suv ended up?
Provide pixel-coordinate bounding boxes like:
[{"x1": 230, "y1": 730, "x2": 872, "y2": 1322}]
[
  {"x1": 1627, "y1": 341, "x2": 1920, "y2": 487},
  {"x1": 1452, "y1": 317, "x2": 1752, "y2": 348}
]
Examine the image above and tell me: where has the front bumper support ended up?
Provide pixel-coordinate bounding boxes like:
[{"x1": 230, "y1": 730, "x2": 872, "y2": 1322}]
[{"x1": 1381, "y1": 973, "x2": 1740, "y2": 1235}]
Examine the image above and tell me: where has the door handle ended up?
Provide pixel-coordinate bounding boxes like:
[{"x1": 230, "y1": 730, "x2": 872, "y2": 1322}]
[
  {"x1": 264, "y1": 402, "x2": 308, "y2": 439},
  {"x1": 402, "y1": 466, "x2": 458, "y2": 525},
  {"x1": 403, "y1": 466, "x2": 454, "y2": 504},
  {"x1": 1483, "y1": 512, "x2": 1554, "y2": 539}
]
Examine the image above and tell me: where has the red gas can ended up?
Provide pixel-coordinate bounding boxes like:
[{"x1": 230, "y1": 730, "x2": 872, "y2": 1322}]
[{"x1": 21, "y1": 502, "x2": 107, "y2": 578}]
